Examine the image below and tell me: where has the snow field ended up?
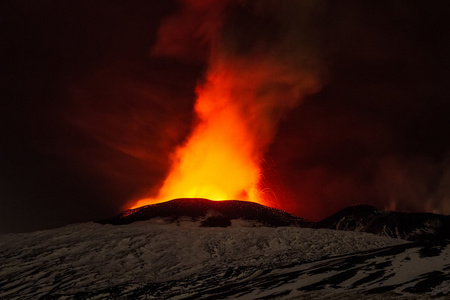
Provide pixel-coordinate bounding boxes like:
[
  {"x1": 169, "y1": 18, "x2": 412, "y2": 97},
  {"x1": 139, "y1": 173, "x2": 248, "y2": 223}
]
[{"x1": 0, "y1": 221, "x2": 405, "y2": 299}]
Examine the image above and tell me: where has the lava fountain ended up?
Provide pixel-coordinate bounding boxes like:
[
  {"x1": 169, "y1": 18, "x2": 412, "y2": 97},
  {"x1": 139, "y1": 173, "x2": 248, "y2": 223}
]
[{"x1": 131, "y1": 0, "x2": 324, "y2": 209}]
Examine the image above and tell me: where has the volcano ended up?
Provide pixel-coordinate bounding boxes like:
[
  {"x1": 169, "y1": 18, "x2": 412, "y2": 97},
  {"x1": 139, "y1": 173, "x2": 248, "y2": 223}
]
[{"x1": 99, "y1": 198, "x2": 311, "y2": 227}]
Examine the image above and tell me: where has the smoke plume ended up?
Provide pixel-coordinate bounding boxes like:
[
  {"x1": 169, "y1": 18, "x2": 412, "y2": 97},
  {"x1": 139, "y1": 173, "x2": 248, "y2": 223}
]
[{"x1": 132, "y1": 0, "x2": 327, "y2": 208}]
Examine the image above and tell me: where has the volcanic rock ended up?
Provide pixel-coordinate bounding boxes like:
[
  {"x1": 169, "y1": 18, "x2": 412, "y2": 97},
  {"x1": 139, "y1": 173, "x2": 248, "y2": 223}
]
[
  {"x1": 315, "y1": 204, "x2": 450, "y2": 242},
  {"x1": 98, "y1": 198, "x2": 311, "y2": 227}
]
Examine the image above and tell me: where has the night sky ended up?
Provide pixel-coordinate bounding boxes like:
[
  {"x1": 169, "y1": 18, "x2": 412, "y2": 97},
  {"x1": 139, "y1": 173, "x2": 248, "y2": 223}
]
[{"x1": 1, "y1": 0, "x2": 450, "y2": 233}]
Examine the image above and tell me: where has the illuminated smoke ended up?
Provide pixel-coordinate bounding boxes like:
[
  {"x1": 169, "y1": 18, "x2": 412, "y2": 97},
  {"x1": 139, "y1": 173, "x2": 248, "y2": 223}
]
[
  {"x1": 131, "y1": 0, "x2": 326, "y2": 208},
  {"x1": 59, "y1": 1, "x2": 450, "y2": 220}
]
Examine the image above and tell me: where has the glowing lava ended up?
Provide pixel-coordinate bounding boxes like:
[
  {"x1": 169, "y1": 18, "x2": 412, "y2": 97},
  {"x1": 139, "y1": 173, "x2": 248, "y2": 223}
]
[
  {"x1": 130, "y1": 0, "x2": 322, "y2": 210},
  {"x1": 131, "y1": 53, "x2": 319, "y2": 210},
  {"x1": 131, "y1": 62, "x2": 267, "y2": 209}
]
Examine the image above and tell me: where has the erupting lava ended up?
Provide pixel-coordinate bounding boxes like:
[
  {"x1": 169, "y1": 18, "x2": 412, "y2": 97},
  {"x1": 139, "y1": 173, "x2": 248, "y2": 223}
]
[
  {"x1": 132, "y1": 61, "x2": 269, "y2": 208},
  {"x1": 130, "y1": 0, "x2": 322, "y2": 210}
]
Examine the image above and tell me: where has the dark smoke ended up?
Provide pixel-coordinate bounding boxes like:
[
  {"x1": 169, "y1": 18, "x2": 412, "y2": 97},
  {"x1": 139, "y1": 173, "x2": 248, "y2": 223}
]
[{"x1": 267, "y1": 1, "x2": 450, "y2": 219}]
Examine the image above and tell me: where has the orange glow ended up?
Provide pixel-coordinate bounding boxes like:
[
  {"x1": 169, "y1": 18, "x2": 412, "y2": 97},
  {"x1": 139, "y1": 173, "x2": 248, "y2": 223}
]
[
  {"x1": 130, "y1": 0, "x2": 322, "y2": 210},
  {"x1": 132, "y1": 62, "x2": 267, "y2": 208},
  {"x1": 130, "y1": 51, "x2": 319, "y2": 209}
]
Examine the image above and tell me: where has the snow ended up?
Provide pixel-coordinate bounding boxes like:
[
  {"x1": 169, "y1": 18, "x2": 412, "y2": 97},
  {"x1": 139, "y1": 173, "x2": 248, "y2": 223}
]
[{"x1": 0, "y1": 221, "x2": 447, "y2": 299}]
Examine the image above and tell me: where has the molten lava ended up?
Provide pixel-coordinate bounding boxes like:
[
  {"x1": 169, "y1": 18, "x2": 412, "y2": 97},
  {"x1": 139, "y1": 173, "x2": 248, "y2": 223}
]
[
  {"x1": 130, "y1": 52, "x2": 318, "y2": 210},
  {"x1": 131, "y1": 63, "x2": 268, "y2": 209},
  {"x1": 130, "y1": 0, "x2": 322, "y2": 210}
]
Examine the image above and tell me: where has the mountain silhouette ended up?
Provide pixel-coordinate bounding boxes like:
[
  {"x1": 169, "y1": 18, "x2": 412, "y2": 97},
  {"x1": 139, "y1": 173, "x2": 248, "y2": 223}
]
[
  {"x1": 99, "y1": 199, "x2": 450, "y2": 242},
  {"x1": 98, "y1": 198, "x2": 311, "y2": 227},
  {"x1": 315, "y1": 204, "x2": 450, "y2": 242}
]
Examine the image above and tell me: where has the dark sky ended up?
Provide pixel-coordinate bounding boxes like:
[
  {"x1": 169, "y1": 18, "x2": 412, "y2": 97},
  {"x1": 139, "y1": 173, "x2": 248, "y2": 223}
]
[{"x1": 1, "y1": 0, "x2": 450, "y2": 233}]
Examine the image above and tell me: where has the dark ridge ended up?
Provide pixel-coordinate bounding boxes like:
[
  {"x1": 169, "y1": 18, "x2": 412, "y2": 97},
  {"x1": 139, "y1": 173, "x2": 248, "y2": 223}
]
[
  {"x1": 98, "y1": 199, "x2": 450, "y2": 241},
  {"x1": 315, "y1": 204, "x2": 450, "y2": 242},
  {"x1": 97, "y1": 198, "x2": 311, "y2": 227}
]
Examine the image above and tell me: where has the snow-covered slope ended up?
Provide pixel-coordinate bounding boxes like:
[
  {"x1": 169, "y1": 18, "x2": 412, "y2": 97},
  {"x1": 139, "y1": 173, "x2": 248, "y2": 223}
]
[{"x1": 1, "y1": 221, "x2": 449, "y2": 299}]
